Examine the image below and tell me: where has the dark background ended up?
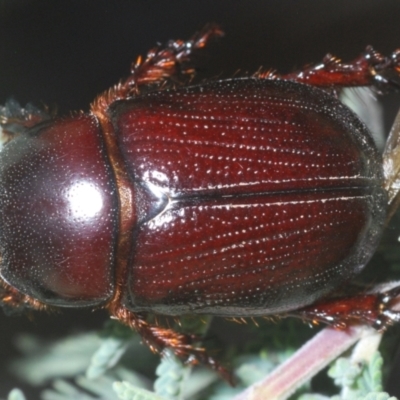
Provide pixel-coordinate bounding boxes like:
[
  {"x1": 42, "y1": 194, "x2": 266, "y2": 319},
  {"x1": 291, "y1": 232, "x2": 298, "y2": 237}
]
[{"x1": 1, "y1": 0, "x2": 400, "y2": 398}]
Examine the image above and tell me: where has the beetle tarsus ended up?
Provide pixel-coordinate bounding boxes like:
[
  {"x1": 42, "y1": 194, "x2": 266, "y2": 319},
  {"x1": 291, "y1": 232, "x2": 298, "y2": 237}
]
[
  {"x1": 276, "y1": 46, "x2": 400, "y2": 91},
  {"x1": 91, "y1": 24, "x2": 223, "y2": 115},
  {"x1": 126, "y1": 23, "x2": 223, "y2": 90},
  {"x1": 292, "y1": 285, "x2": 400, "y2": 331}
]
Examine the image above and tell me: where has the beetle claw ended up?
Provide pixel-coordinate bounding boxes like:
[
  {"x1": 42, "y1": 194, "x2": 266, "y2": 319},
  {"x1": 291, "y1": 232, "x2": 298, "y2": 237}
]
[
  {"x1": 91, "y1": 24, "x2": 223, "y2": 117},
  {"x1": 281, "y1": 46, "x2": 400, "y2": 91},
  {"x1": 291, "y1": 283, "x2": 400, "y2": 331}
]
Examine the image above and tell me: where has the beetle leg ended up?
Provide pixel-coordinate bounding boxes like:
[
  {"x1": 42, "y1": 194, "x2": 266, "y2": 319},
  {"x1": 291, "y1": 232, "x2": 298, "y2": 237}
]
[
  {"x1": 257, "y1": 47, "x2": 400, "y2": 91},
  {"x1": 289, "y1": 285, "x2": 400, "y2": 331},
  {"x1": 125, "y1": 23, "x2": 223, "y2": 89},
  {"x1": 0, "y1": 279, "x2": 48, "y2": 314},
  {"x1": 109, "y1": 305, "x2": 233, "y2": 383},
  {"x1": 91, "y1": 24, "x2": 223, "y2": 116}
]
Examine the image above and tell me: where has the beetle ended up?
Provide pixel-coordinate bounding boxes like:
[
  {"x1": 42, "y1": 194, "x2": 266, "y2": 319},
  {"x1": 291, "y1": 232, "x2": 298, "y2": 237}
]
[{"x1": 1, "y1": 25, "x2": 400, "y2": 379}]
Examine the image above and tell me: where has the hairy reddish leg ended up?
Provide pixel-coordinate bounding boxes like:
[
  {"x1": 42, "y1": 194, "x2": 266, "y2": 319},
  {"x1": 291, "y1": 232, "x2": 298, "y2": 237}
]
[
  {"x1": 290, "y1": 285, "x2": 400, "y2": 330},
  {"x1": 0, "y1": 279, "x2": 48, "y2": 314},
  {"x1": 91, "y1": 24, "x2": 223, "y2": 116},
  {"x1": 108, "y1": 304, "x2": 233, "y2": 384},
  {"x1": 257, "y1": 46, "x2": 400, "y2": 90}
]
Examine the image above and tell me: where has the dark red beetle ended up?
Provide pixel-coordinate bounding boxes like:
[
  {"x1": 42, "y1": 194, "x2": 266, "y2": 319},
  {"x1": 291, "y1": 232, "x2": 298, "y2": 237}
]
[{"x1": 2, "y1": 25, "x2": 400, "y2": 379}]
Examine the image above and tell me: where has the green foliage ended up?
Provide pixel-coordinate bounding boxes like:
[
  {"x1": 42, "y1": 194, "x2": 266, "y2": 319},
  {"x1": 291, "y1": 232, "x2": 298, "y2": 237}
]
[
  {"x1": 86, "y1": 321, "x2": 135, "y2": 379},
  {"x1": 6, "y1": 389, "x2": 26, "y2": 400},
  {"x1": 2, "y1": 318, "x2": 306, "y2": 399},
  {"x1": 297, "y1": 353, "x2": 398, "y2": 400},
  {"x1": 2, "y1": 318, "x2": 400, "y2": 400},
  {"x1": 9, "y1": 332, "x2": 101, "y2": 385},
  {"x1": 3, "y1": 320, "x2": 396, "y2": 400},
  {"x1": 154, "y1": 350, "x2": 191, "y2": 399},
  {"x1": 113, "y1": 381, "x2": 164, "y2": 400}
]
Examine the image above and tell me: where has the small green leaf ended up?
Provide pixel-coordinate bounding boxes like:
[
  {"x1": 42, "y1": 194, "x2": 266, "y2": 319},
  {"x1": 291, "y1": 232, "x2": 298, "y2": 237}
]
[
  {"x1": 113, "y1": 381, "x2": 165, "y2": 400},
  {"x1": 86, "y1": 322, "x2": 134, "y2": 379},
  {"x1": 356, "y1": 353, "x2": 384, "y2": 395},
  {"x1": 356, "y1": 392, "x2": 398, "y2": 400},
  {"x1": 328, "y1": 357, "x2": 362, "y2": 389},
  {"x1": 154, "y1": 350, "x2": 190, "y2": 399},
  {"x1": 7, "y1": 389, "x2": 26, "y2": 400},
  {"x1": 296, "y1": 394, "x2": 330, "y2": 400},
  {"x1": 11, "y1": 333, "x2": 100, "y2": 385}
]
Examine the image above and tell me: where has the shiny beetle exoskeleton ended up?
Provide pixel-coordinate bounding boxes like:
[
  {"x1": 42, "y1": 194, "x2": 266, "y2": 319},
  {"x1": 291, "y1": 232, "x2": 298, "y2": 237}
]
[{"x1": 1, "y1": 25, "x2": 400, "y2": 380}]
